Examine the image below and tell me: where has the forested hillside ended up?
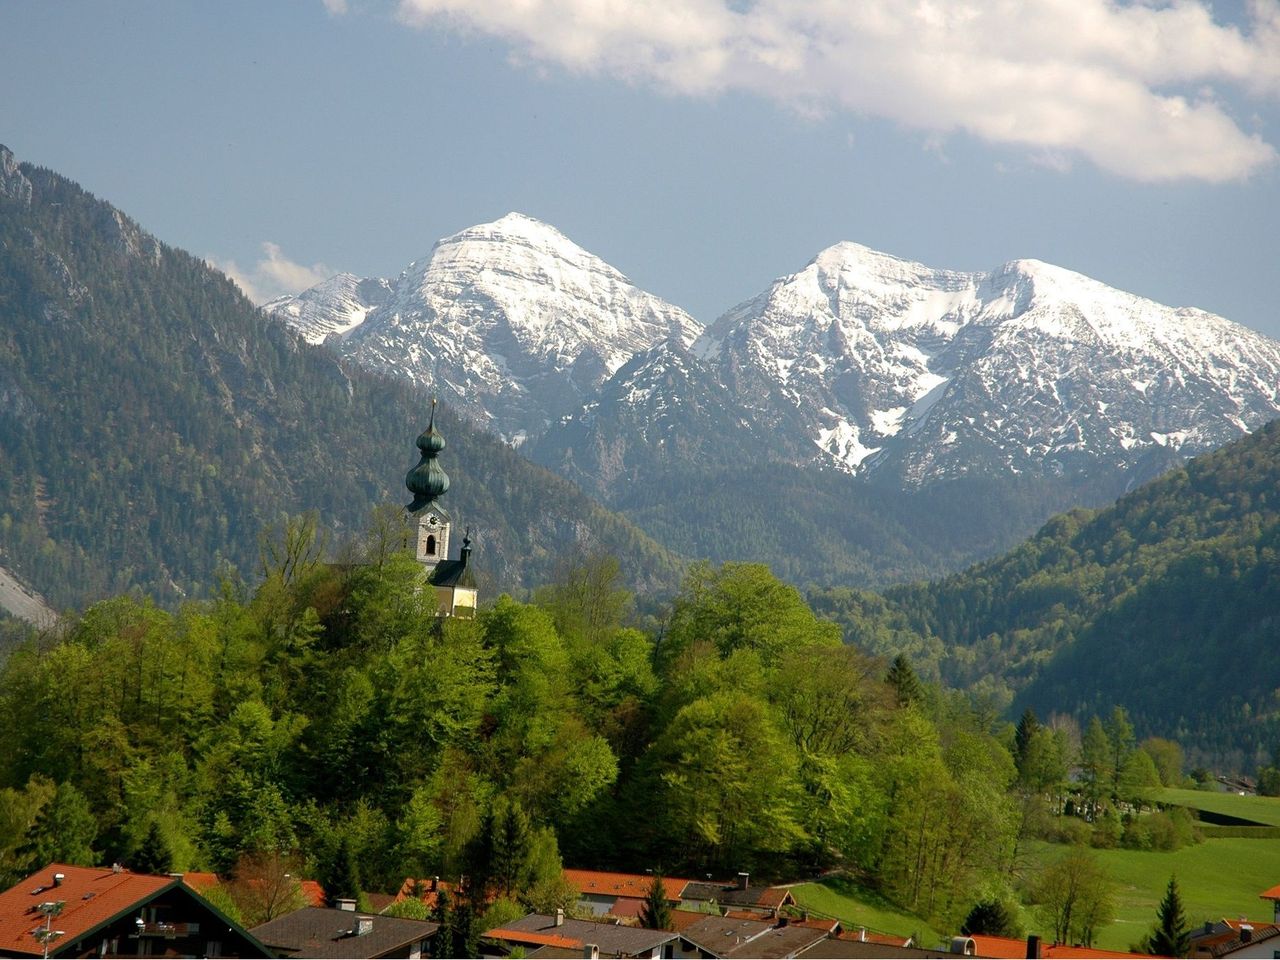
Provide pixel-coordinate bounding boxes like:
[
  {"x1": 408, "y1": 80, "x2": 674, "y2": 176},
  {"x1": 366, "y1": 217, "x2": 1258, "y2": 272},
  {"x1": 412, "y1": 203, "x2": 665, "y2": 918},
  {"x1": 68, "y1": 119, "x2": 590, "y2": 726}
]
[
  {"x1": 0, "y1": 542, "x2": 1025, "y2": 938},
  {"x1": 816, "y1": 419, "x2": 1280, "y2": 769},
  {"x1": 0, "y1": 146, "x2": 679, "y2": 612}
]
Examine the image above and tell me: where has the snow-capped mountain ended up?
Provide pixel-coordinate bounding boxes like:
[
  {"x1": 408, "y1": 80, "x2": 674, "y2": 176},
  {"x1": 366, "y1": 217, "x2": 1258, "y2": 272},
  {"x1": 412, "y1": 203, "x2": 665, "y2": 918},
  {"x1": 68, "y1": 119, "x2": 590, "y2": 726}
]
[
  {"x1": 692, "y1": 242, "x2": 1280, "y2": 486},
  {"x1": 267, "y1": 219, "x2": 1280, "y2": 494},
  {"x1": 265, "y1": 213, "x2": 700, "y2": 443}
]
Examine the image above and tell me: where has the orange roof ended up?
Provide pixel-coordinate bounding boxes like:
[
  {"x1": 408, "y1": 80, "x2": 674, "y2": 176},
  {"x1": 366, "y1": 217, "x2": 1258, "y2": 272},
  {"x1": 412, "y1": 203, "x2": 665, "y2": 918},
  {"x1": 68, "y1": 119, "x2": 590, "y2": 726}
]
[
  {"x1": 484, "y1": 927, "x2": 582, "y2": 949},
  {"x1": 0, "y1": 864, "x2": 175, "y2": 956},
  {"x1": 969, "y1": 935, "x2": 1148, "y2": 959},
  {"x1": 725, "y1": 909, "x2": 764, "y2": 920},
  {"x1": 1261, "y1": 884, "x2": 1280, "y2": 901},
  {"x1": 563, "y1": 868, "x2": 692, "y2": 901},
  {"x1": 669, "y1": 909, "x2": 712, "y2": 932}
]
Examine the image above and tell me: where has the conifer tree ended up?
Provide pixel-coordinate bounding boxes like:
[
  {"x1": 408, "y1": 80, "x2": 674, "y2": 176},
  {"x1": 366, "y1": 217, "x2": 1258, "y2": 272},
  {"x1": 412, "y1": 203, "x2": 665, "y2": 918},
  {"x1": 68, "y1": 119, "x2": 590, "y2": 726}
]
[
  {"x1": 131, "y1": 821, "x2": 173, "y2": 875},
  {"x1": 639, "y1": 874, "x2": 673, "y2": 931},
  {"x1": 1014, "y1": 708, "x2": 1041, "y2": 779},
  {"x1": 1146, "y1": 876, "x2": 1190, "y2": 957},
  {"x1": 886, "y1": 654, "x2": 923, "y2": 707}
]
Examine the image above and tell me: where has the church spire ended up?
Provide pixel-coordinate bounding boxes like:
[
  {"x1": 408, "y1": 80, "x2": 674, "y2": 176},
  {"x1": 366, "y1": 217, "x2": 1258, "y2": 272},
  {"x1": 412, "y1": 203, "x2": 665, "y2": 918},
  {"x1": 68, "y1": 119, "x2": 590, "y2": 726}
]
[{"x1": 405, "y1": 399, "x2": 450, "y2": 513}]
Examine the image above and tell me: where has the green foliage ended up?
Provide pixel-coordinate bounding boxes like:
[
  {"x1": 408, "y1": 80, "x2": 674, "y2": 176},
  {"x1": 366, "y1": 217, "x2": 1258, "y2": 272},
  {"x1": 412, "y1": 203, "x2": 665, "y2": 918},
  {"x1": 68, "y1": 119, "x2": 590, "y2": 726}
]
[
  {"x1": 861, "y1": 421, "x2": 1280, "y2": 769},
  {"x1": 0, "y1": 544, "x2": 1023, "y2": 934},
  {"x1": 1032, "y1": 847, "x2": 1116, "y2": 948}
]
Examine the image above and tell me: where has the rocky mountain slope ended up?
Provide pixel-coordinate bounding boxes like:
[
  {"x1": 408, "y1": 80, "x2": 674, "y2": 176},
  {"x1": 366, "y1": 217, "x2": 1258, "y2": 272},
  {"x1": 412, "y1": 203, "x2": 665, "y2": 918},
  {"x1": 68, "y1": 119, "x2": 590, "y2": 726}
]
[
  {"x1": 267, "y1": 213, "x2": 699, "y2": 445},
  {"x1": 697, "y1": 243, "x2": 1280, "y2": 486}
]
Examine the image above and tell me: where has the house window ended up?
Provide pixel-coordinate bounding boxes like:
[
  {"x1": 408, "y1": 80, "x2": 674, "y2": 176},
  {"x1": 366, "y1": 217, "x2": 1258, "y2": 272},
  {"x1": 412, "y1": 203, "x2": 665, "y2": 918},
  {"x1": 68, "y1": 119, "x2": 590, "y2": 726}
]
[
  {"x1": 426, "y1": 535, "x2": 436, "y2": 556},
  {"x1": 206, "y1": 940, "x2": 222, "y2": 958}
]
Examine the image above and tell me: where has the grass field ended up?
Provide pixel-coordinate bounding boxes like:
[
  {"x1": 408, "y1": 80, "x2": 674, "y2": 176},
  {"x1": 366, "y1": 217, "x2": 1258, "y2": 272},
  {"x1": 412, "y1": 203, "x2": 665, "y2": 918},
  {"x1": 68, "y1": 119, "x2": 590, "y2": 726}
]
[
  {"x1": 1156, "y1": 787, "x2": 1280, "y2": 827},
  {"x1": 1024, "y1": 838, "x2": 1280, "y2": 952},
  {"x1": 792, "y1": 836, "x2": 1280, "y2": 954},
  {"x1": 790, "y1": 877, "x2": 942, "y2": 946}
]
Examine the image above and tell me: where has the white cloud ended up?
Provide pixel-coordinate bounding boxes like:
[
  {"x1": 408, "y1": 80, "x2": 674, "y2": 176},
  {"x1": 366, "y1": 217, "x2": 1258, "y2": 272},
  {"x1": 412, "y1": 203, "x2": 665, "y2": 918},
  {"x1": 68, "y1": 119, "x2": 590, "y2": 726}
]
[
  {"x1": 322, "y1": 0, "x2": 350, "y2": 14},
  {"x1": 394, "y1": 0, "x2": 1280, "y2": 182},
  {"x1": 210, "y1": 242, "x2": 333, "y2": 305}
]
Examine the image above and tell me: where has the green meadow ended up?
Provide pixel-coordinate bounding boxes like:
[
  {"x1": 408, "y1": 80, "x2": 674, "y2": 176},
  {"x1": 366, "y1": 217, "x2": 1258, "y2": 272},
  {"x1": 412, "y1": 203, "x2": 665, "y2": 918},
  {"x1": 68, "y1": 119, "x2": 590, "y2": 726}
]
[
  {"x1": 1156, "y1": 788, "x2": 1280, "y2": 827},
  {"x1": 1025, "y1": 838, "x2": 1280, "y2": 952},
  {"x1": 791, "y1": 877, "x2": 942, "y2": 946},
  {"x1": 793, "y1": 834, "x2": 1280, "y2": 955}
]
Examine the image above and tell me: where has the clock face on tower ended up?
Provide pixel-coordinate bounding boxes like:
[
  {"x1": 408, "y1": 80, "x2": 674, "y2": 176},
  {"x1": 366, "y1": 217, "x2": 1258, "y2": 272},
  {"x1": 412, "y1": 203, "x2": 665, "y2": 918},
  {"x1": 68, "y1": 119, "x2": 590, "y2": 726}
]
[{"x1": 426, "y1": 514, "x2": 441, "y2": 528}]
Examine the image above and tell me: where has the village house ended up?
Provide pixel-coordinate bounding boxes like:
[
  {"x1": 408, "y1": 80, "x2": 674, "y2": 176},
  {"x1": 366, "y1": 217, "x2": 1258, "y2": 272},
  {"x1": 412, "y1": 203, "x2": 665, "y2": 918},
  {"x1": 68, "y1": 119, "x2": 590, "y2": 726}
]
[
  {"x1": 251, "y1": 906, "x2": 437, "y2": 959},
  {"x1": 0, "y1": 863, "x2": 270, "y2": 959},
  {"x1": 481, "y1": 910, "x2": 678, "y2": 958}
]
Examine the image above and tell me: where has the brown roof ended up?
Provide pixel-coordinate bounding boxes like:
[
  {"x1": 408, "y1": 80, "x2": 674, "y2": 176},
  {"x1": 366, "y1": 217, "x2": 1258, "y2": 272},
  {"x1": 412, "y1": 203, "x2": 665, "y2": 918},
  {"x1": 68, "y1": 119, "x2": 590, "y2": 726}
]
[
  {"x1": 486, "y1": 913, "x2": 679, "y2": 956},
  {"x1": 0, "y1": 863, "x2": 176, "y2": 957},
  {"x1": 564, "y1": 869, "x2": 693, "y2": 902},
  {"x1": 681, "y1": 881, "x2": 794, "y2": 911},
  {"x1": 1206, "y1": 924, "x2": 1280, "y2": 957},
  {"x1": 1261, "y1": 884, "x2": 1280, "y2": 901},
  {"x1": 679, "y1": 915, "x2": 775, "y2": 954},
  {"x1": 251, "y1": 906, "x2": 437, "y2": 959},
  {"x1": 722, "y1": 923, "x2": 828, "y2": 958},
  {"x1": 797, "y1": 939, "x2": 953, "y2": 958}
]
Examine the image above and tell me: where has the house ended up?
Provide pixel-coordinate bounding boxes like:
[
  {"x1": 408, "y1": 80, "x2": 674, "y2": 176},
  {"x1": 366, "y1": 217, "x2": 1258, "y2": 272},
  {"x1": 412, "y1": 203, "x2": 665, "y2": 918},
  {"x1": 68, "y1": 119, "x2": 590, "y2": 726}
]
[
  {"x1": 1260, "y1": 883, "x2": 1280, "y2": 924},
  {"x1": 679, "y1": 875, "x2": 795, "y2": 917},
  {"x1": 0, "y1": 862, "x2": 271, "y2": 958},
  {"x1": 482, "y1": 911, "x2": 679, "y2": 959},
  {"x1": 251, "y1": 906, "x2": 437, "y2": 959},
  {"x1": 1191, "y1": 923, "x2": 1280, "y2": 958},
  {"x1": 562, "y1": 870, "x2": 695, "y2": 919},
  {"x1": 675, "y1": 915, "x2": 774, "y2": 959}
]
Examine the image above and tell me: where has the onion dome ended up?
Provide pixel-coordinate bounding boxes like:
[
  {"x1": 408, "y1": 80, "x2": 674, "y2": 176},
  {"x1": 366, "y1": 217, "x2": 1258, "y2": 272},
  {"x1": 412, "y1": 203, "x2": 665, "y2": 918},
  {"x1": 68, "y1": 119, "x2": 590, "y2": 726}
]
[{"x1": 405, "y1": 399, "x2": 450, "y2": 512}]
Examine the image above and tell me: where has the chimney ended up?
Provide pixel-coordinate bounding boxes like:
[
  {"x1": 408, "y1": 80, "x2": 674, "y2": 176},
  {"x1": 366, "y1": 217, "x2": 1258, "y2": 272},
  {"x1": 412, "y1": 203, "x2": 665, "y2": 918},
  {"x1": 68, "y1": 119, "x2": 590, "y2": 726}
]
[
  {"x1": 860, "y1": 928, "x2": 867, "y2": 942},
  {"x1": 1026, "y1": 934, "x2": 1042, "y2": 959},
  {"x1": 584, "y1": 945, "x2": 600, "y2": 960},
  {"x1": 431, "y1": 876, "x2": 439, "y2": 892},
  {"x1": 1203, "y1": 921, "x2": 1213, "y2": 935},
  {"x1": 555, "y1": 908, "x2": 565, "y2": 927},
  {"x1": 52, "y1": 874, "x2": 64, "y2": 887},
  {"x1": 1240, "y1": 925, "x2": 1253, "y2": 943},
  {"x1": 336, "y1": 899, "x2": 357, "y2": 912},
  {"x1": 354, "y1": 916, "x2": 373, "y2": 937},
  {"x1": 737, "y1": 872, "x2": 750, "y2": 891}
]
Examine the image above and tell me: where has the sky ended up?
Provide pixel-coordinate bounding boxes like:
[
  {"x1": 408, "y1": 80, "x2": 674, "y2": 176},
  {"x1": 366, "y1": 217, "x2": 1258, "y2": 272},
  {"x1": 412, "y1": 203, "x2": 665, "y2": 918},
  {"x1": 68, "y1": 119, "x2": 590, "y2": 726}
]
[{"x1": 2, "y1": 0, "x2": 1278, "y2": 336}]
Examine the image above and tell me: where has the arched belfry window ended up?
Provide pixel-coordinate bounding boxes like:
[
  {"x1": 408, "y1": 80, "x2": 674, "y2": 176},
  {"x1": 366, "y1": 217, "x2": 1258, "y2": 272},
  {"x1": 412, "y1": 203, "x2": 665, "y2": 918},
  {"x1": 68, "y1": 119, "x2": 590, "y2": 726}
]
[{"x1": 426, "y1": 534, "x2": 437, "y2": 556}]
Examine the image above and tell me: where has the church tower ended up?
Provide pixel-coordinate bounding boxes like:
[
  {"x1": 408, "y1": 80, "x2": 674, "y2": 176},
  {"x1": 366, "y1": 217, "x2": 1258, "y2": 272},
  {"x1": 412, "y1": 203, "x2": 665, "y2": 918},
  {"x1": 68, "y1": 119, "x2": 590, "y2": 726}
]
[{"x1": 404, "y1": 400, "x2": 477, "y2": 617}]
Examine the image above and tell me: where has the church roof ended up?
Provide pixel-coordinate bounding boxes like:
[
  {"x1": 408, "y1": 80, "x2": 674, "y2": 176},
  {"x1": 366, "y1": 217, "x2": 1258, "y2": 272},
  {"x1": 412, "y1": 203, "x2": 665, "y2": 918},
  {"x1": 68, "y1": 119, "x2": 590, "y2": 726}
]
[{"x1": 406, "y1": 400, "x2": 450, "y2": 512}]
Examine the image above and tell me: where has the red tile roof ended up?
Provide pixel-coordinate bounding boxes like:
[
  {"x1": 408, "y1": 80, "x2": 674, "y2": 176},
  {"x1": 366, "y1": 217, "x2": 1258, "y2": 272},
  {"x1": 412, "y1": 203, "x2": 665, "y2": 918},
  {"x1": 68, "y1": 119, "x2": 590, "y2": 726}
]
[
  {"x1": 486, "y1": 928, "x2": 583, "y2": 949},
  {"x1": 792, "y1": 918, "x2": 841, "y2": 934},
  {"x1": 0, "y1": 864, "x2": 175, "y2": 957},
  {"x1": 1260, "y1": 884, "x2": 1280, "y2": 901},
  {"x1": 563, "y1": 869, "x2": 693, "y2": 902}
]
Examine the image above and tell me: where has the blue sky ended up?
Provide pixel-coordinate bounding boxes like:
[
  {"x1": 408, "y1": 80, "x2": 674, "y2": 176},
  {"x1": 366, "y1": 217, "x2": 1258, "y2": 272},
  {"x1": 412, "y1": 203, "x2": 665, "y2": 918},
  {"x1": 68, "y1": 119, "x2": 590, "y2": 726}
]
[{"x1": 2, "y1": 0, "x2": 1278, "y2": 336}]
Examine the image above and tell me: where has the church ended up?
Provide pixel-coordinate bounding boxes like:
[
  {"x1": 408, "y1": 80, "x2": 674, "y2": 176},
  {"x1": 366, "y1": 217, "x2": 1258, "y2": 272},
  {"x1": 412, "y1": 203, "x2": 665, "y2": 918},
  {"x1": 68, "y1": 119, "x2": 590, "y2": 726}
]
[{"x1": 403, "y1": 401, "x2": 478, "y2": 618}]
